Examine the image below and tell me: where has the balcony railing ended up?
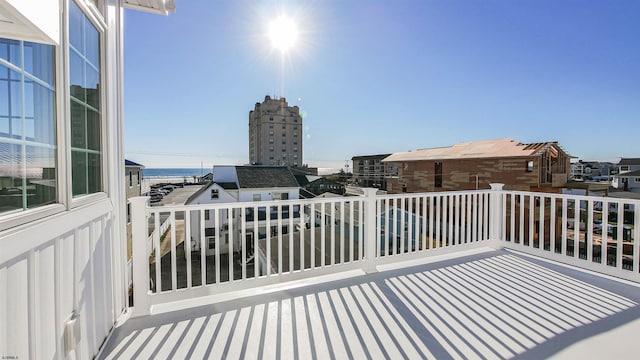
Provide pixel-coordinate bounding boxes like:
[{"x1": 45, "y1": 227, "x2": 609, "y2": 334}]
[{"x1": 129, "y1": 185, "x2": 640, "y2": 316}]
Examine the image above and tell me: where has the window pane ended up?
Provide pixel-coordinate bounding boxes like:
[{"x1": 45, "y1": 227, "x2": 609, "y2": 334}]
[
  {"x1": 88, "y1": 153, "x2": 101, "y2": 193},
  {"x1": 70, "y1": 101, "x2": 86, "y2": 148},
  {"x1": 69, "y1": 50, "x2": 85, "y2": 102},
  {"x1": 69, "y1": 0, "x2": 84, "y2": 52},
  {"x1": 0, "y1": 142, "x2": 23, "y2": 213},
  {"x1": 72, "y1": 150, "x2": 87, "y2": 196},
  {"x1": 24, "y1": 42, "x2": 55, "y2": 86},
  {"x1": 0, "y1": 39, "x2": 56, "y2": 216},
  {"x1": 86, "y1": 109, "x2": 100, "y2": 150},
  {"x1": 69, "y1": 3, "x2": 102, "y2": 197},
  {"x1": 26, "y1": 145, "x2": 56, "y2": 208}
]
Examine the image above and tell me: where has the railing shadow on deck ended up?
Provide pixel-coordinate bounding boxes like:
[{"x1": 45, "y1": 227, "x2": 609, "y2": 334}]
[{"x1": 100, "y1": 250, "x2": 640, "y2": 359}]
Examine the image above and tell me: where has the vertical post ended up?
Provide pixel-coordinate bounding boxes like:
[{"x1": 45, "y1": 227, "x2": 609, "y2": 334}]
[
  {"x1": 130, "y1": 196, "x2": 151, "y2": 317},
  {"x1": 489, "y1": 183, "x2": 505, "y2": 249},
  {"x1": 362, "y1": 188, "x2": 378, "y2": 273}
]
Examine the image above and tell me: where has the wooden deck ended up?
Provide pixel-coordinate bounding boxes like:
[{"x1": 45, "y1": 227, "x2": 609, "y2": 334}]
[{"x1": 98, "y1": 250, "x2": 640, "y2": 359}]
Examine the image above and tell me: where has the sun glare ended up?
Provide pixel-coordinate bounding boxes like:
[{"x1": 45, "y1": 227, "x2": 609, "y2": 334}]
[{"x1": 268, "y1": 15, "x2": 298, "y2": 51}]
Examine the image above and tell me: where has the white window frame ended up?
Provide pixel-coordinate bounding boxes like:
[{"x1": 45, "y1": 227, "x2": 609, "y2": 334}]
[{"x1": 66, "y1": 0, "x2": 109, "y2": 209}]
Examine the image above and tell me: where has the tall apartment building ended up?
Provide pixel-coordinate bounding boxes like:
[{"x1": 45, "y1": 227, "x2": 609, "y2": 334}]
[{"x1": 249, "y1": 95, "x2": 303, "y2": 166}]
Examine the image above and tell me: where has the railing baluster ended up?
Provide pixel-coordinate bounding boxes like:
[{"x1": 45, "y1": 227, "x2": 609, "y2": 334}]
[
  {"x1": 170, "y1": 211, "x2": 177, "y2": 291},
  {"x1": 460, "y1": 194, "x2": 466, "y2": 244},
  {"x1": 436, "y1": 196, "x2": 441, "y2": 248},
  {"x1": 617, "y1": 201, "x2": 624, "y2": 270},
  {"x1": 455, "y1": 194, "x2": 460, "y2": 246},
  {"x1": 574, "y1": 199, "x2": 580, "y2": 258},
  {"x1": 399, "y1": 197, "x2": 405, "y2": 253},
  {"x1": 266, "y1": 206, "x2": 272, "y2": 275},
  {"x1": 550, "y1": 197, "x2": 556, "y2": 253},
  {"x1": 200, "y1": 210, "x2": 205, "y2": 286},
  {"x1": 373, "y1": 199, "x2": 378, "y2": 259},
  {"x1": 586, "y1": 199, "x2": 593, "y2": 261},
  {"x1": 561, "y1": 198, "x2": 567, "y2": 255},
  {"x1": 350, "y1": 201, "x2": 355, "y2": 262},
  {"x1": 510, "y1": 193, "x2": 515, "y2": 243},
  {"x1": 154, "y1": 212, "x2": 161, "y2": 292},
  {"x1": 320, "y1": 201, "x2": 326, "y2": 267},
  {"x1": 634, "y1": 204, "x2": 640, "y2": 273},
  {"x1": 185, "y1": 210, "x2": 192, "y2": 289},
  {"x1": 539, "y1": 196, "x2": 545, "y2": 250},
  {"x1": 331, "y1": 201, "x2": 336, "y2": 265},
  {"x1": 429, "y1": 196, "x2": 434, "y2": 249},
  {"x1": 278, "y1": 204, "x2": 283, "y2": 274},
  {"x1": 214, "y1": 209, "x2": 220, "y2": 284},
  {"x1": 528, "y1": 195, "x2": 535, "y2": 247},
  {"x1": 241, "y1": 206, "x2": 247, "y2": 280},
  {"x1": 289, "y1": 203, "x2": 294, "y2": 273},
  {"x1": 228, "y1": 208, "x2": 234, "y2": 281},
  {"x1": 484, "y1": 192, "x2": 489, "y2": 241},
  {"x1": 339, "y1": 201, "x2": 345, "y2": 262},
  {"x1": 422, "y1": 196, "x2": 428, "y2": 250},
  {"x1": 254, "y1": 205, "x2": 259, "y2": 278},
  {"x1": 310, "y1": 203, "x2": 315, "y2": 268},
  {"x1": 359, "y1": 199, "x2": 364, "y2": 260},
  {"x1": 300, "y1": 204, "x2": 305, "y2": 271}
]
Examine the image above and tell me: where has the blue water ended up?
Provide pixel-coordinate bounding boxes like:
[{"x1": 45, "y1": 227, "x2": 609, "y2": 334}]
[{"x1": 143, "y1": 168, "x2": 207, "y2": 178}]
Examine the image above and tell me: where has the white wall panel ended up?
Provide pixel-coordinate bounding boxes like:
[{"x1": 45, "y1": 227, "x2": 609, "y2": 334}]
[{"x1": 36, "y1": 244, "x2": 56, "y2": 359}]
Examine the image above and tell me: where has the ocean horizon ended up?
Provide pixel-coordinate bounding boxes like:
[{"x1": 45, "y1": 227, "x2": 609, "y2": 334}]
[{"x1": 143, "y1": 168, "x2": 209, "y2": 178}]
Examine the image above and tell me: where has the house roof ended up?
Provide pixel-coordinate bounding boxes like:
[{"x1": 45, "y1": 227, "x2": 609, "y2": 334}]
[
  {"x1": 185, "y1": 181, "x2": 213, "y2": 204},
  {"x1": 614, "y1": 169, "x2": 640, "y2": 178},
  {"x1": 618, "y1": 158, "x2": 640, "y2": 166},
  {"x1": 351, "y1": 154, "x2": 392, "y2": 161},
  {"x1": 235, "y1": 166, "x2": 299, "y2": 189},
  {"x1": 217, "y1": 182, "x2": 238, "y2": 190},
  {"x1": 383, "y1": 138, "x2": 569, "y2": 162},
  {"x1": 125, "y1": 159, "x2": 144, "y2": 168}
]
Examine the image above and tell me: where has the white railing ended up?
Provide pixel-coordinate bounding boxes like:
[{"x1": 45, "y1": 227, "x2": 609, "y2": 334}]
[
  {"x1": 129, "y1": 184, "x2": 640, "y2": 316},
  {"x1": 498, "y1": 190, "x2": 640, "y2": 281}
]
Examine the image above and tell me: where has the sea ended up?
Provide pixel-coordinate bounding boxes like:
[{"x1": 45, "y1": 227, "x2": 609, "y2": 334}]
[{"x1": 143, "y1": 168, "x2": 208, "y2": 178}]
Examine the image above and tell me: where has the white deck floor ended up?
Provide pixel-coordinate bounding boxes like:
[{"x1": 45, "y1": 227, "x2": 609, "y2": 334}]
[{"x1": 98, "y1": 250, "x2": 640, "y2": 359}]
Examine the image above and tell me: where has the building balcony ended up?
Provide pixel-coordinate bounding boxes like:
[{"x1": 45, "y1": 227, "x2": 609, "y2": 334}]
[{"x1": 99, "y1": 186, "x2": 640, "y2": 358}]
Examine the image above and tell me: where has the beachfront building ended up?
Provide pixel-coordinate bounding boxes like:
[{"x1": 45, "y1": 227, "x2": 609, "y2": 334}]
[
  {"x1": 249, "y1": 95, "x2": 303, "y2": 166},
  {"x1": 0, "y1": 0, "x2": 175, "y2": 358}
]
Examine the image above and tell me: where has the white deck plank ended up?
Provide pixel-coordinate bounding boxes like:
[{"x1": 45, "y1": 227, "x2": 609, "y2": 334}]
[{"x1": 190, "y1": 313, "x2": 222, "y2": 358}]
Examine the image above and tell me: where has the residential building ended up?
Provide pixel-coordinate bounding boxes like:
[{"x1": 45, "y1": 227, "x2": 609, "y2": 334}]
[
  {"x1": 125, "y1": 159, "x2": 144, "y2": 199},
  {"x1": 352, "y1": 153, "x2": 398, "y2": 190},
  {"x1": 384, "y1": 138, "x2": 571, "y2": 194},
  {"x1": 249, "y1": 95, "x2": 302, "y2": 166},
  {"x1": 571, "y1": 160, "x2": 615, "y2": 181},
  {"x1": 0, "y1": 0, "x2": 174, "y2": 358},
  {"x1": 185, "y1": 166, "x2": 302, "y2": 255},
  {"x1": 617, "y1": 158, "x2": 640, "y2": 174}
]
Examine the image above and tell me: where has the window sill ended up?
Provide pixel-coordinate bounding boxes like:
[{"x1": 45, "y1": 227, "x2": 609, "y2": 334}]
[
  {"x1": 0, "y1": 203, "x2": 66, "y2": 233},
  {"x1": 71, "y1": 192, "x2": 108, "y2": 209}
]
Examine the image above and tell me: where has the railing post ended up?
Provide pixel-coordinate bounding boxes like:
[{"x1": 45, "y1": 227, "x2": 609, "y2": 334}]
[
  {"x1": 489, "y1": 183, "x2": 505, "y2": 249},
  {"x1": 130, "y1": 196, "x2": 151, "y2": 317},
  {"x1": 362, "y1": 188, "x2": 378, "y2": 273}
]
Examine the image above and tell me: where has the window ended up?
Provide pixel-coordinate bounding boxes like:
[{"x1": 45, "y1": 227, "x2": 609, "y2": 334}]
[
  {"x1": 128, "y1": 171, "x2": 132, "y2": 187},
  {"x1": 269, "y1": 130, "x2": 273, "y2": 135},
  {"x1": 211, "y1": 189, "x2": 219, "y2": 199},
  {"x1": 70, "y1": 0, "x2": 102, "y2": 197},
  {"x1": 282, "y1": 132, "x2": 286, "y2": 137},
  {"x1": 526, "y1": 160, "x2": 534, "y2": 172},
  {"x1": 253, "y1": 194, "x2": 261, "y2": 201},
  {"x1": 635, "y1": 177, "x2": 640, "y2": 183},
  {"x1": 269, "y1": 138, "x2": 273, "y2": 143},
  {"x1": 273, "y1": 192, "x2": 288, "y2": 200},
  {"x1": 434, "y1": 162, "x2": 443, "y2": 188},
  {"x1": 0, "y1": 39, "x2": 56, "y2": 215},
  {"x1": 269, "y1": 124, "x2": 273, "y2": 129},
  {"x1": 282, "y1": 124, "x2": 286, "y2": 129},
  {"x1": 204, "y1": 210, "x2": 210, "y2": 220},
  {"x1": 137, "y1": 171, "x2": 140, "y2": 185},
  {"x1": 620, "y1": 166, "x2": 630, "y2": 172}
]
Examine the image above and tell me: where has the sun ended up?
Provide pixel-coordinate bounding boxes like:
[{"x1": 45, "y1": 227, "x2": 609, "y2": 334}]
[{"x1": 268, "y1": 15, "x2": 298, "y2": 51}]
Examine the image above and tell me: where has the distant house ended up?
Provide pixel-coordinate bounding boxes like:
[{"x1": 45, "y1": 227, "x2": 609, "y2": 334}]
[
  {"x1": 612, "y1": 170, "x2": 640, "y2": 192},
  {"x1": 304, "y1": 177, "x2": 346, "y2": 196},
  {"x1": 186, "y1": 166, "x2": 304, "y2": 255},
  {"x1": 570, "y1": 160, "x2": 615, "y2": 181},
  {"x1": 125, "y1": 160, "x2": 145, "y2": 199},
  {"x1": 383, "y1": 138, "x2": 572, "y2": 194},
  {"x1": 352, "y1": 154, "x2": 398, "y2": 190}
]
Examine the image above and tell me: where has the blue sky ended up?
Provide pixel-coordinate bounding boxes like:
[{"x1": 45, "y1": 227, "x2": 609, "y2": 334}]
[{"x1": 123, "y1": 0, "x2": 640, "y2": 171}]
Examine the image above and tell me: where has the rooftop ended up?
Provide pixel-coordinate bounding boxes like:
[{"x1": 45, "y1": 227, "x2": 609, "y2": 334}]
[
  {"x1": 383, "y1": 138, "x2": 566, "y2": 162},
  {"x1": 98, "y1": 249, "x2": 640, "y2": 359},
  {"x1": 236, "y1": 166, "x2": 299, "y2": 189}
]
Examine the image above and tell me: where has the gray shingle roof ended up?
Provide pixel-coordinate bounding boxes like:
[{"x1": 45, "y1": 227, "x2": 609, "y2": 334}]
[
  {"x1": 235, "y1": 166, "x2": 299, "y2": 188},
  {"x1": 619, "y1": 158, "x2": 640, "y2": 166}
]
